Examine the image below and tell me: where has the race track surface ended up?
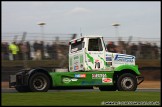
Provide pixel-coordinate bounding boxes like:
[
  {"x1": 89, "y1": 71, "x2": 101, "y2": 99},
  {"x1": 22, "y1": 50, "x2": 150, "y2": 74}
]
[{"x1": 1, "y1": 88, "x2": 160, "y2": 93}]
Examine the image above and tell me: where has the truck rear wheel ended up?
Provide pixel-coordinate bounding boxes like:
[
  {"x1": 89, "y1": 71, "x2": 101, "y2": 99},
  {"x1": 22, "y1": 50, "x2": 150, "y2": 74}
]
[
  {"x1": 29, "y1": 72, "x2": 50, "y2": 92},
  {"x1": 117, "y1": 73, "x2": 137, "y2": 91}
]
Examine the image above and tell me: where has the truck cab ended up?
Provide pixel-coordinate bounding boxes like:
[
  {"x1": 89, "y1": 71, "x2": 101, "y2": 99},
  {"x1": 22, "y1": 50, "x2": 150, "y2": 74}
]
[{"x1": 69, "y1": 35, "x2": 135, "y2": 72}]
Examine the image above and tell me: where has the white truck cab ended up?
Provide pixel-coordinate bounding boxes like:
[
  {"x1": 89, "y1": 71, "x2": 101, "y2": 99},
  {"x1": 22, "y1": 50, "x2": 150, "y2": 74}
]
[{"x1": 69, "y1": 35, "x2": 135, "y2": 72}]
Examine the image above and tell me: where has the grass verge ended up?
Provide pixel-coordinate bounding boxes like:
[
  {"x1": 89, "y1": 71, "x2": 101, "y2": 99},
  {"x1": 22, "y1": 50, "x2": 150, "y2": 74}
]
[{"x1": 2, "y1": 91, "x2": 160, "y2": 106}]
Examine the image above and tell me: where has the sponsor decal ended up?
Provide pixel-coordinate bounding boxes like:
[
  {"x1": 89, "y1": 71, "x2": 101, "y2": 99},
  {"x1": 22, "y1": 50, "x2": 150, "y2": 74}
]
[
  {"x1": 62, "y1": 78, "x2": 71, "y2": 83},
  {"x1": 74, "y1": 56, "x2": 79, "y2": 60},
  {"x1": 80, "y1": 55, "x2": 83, "y2": 63},
  {"x1": 107, "y1": 62, "x2": 112, "y2": 66},
  {"x1": 75, "y1": 74, "x2": 86, "y2": 78},
  {"x1": 80, "y1": 74, "x2": 86, "y2": 78},
  {"x1": 95, "y1": 60, "x2": 100, "y2": 69},
  {"x1": 114, "y1": 54, "x2": 135, "y2": 62},
  {"x1": 92, "y1": 74, "x2": 107, "y2": 79},
  {"x1": 75, "y1": 74, "x2": 80, "y2": 78},
  {"x1": 106, "y1": 54, "x2": 112, "y2": 57},
  {"x1": 106, "y1": 57, "x2": 112, "y2": 61},
  {"x1": 93, "y1": 52, "x2": 103, "y2": 54},
  {"x1": 62, "y1": 78, "x2": 78, "y2": 83},
  {"x1": 81, "y1": 81, "x2": 102, "y2": 85},
  {"x1": 74, "y1": 66, "x2": 79, "y2": 70},
  {"x1": 74, "y1": 61, "x2": 79, "y2": 65},
  {"x1": 71, "y1": 78, "x2": 78, "y2": 81},
  {"x1": 74, "y1": 61, "x2": 79, "y2": 70},
  {"x1": 102, "y1": 78, "x2": 112, "y2": 83},
  {"x1": 80, "y1": 64, "x2": 83, "y2": 68}
]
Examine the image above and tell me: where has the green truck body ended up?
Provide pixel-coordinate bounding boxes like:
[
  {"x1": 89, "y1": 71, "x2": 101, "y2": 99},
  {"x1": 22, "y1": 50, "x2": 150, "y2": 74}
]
[{"x1": 50, "y1": 65, "x2": 140, "y2": 87}]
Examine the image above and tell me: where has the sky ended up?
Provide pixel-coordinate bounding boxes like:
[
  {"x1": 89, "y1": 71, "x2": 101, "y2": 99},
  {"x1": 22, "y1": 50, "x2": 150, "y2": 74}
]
[{"x1": 2, "y1": 1, "x2": 161, "y2": 42}]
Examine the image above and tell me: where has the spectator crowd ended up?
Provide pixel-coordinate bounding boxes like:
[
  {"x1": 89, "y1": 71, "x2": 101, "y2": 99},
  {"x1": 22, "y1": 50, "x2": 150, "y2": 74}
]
[
  {"x1": 1, "y1": 41, "x2": 68, "y2": 61},
  {"x1": 106, "y1": 40, "x2": 160, "y2": 59},
  {"x1": 1, "y1": 40, "x2": 160, "y2": 61}
]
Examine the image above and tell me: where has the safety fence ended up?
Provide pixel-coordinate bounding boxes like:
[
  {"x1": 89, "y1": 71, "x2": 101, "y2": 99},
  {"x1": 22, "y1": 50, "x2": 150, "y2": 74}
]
[{"x1": 2, "y1": 32, "x2": 161, "y2": 61}]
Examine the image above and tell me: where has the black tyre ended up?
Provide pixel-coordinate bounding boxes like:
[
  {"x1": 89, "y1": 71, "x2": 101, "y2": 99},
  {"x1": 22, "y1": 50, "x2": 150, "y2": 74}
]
[
  {"x1": 117, "y1": 73, "x2": 137, "y2": 91},
  {"x1": 29, "y1": 72, "x2": 50, "y2": 92},
  {"x1": 99, "y1": 85, "x2": 117, "y2": 91},
  {"x1": 15, "y1": 86, "x2": 30, "y2": 92}
]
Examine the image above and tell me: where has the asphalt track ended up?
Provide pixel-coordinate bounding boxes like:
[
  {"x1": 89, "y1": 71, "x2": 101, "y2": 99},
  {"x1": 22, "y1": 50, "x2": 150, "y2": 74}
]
[{"x1": 1, "y1": 88, "x2": 160, "y2": 93}]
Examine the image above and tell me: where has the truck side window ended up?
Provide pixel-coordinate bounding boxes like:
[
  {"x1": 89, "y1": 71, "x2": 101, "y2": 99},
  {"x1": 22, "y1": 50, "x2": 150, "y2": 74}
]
[
  {"x1": 88, "y1": 38, "x2": 103, "y2": 51},
  {"x1": 71, "y1": 41, "x2": 83, "y2": 52}
]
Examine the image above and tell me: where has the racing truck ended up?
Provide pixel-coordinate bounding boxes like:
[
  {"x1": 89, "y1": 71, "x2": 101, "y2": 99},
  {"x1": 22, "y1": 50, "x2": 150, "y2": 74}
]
[{"x1": 9, "y1": 35, "x2": 144, "y2": 92}]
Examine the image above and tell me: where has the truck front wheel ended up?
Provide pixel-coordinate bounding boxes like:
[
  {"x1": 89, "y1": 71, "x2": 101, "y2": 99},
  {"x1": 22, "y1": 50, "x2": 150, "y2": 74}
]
[
  {"x1": 29, "y1": 72, "x2": 50, "y2": 92},
  {"x1": 117, "y1": 73, "x2": 137, "y2": 91}
]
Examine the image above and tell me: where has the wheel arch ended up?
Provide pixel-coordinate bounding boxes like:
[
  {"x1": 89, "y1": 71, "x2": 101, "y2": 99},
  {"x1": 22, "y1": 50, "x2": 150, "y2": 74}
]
[
  {"x1": 27, "y1": 68, "x2": 53, "y2": 88},
  {"x1": 114, "y1": 65, "x2": 140, "y2": 75},
  {"x1": 113, "y1": 69, "x2": 139, "y2": 84}
]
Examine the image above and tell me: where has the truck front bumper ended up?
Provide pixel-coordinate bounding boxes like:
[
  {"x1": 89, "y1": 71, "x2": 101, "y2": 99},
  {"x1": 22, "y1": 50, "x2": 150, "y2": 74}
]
[
  {"x1": 9, "y1": 71, "x2": 29, "y2": 88},
  {"x1": 9, "y1": 75, "x2": 16, "y2": 88},
  {"x1": 137, "y1": 76, "x2": 144, "y2": 85}
]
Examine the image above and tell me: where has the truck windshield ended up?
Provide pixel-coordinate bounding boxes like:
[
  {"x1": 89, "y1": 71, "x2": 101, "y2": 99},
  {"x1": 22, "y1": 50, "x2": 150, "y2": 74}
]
[
  {"x1": 88, "y1": 38, "x2": 103, "y2": 51},
  {"x1": 71, "y1": 41, "x2": 84, "y2": 52}
]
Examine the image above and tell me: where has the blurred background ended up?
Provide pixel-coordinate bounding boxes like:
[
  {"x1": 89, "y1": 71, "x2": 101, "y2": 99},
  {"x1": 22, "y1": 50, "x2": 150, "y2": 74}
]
[
  {"x1": 1, "y1": 2, "x2": 160, "y2": 88},
  {"x1": 1, "y1": 33, "x2": 161, "y2": 87},
  {"x1": 1, "y1": 32, "x2": 160, "y2": 61}
]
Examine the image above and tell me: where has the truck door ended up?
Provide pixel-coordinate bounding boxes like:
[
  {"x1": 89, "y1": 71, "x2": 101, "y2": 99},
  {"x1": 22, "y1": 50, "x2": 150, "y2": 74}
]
[
  {"x1": 85, "y1": 38, "x2": 105, "y2": 71},
  {"x1": 69, "y1": 38, "x2": 85, "y2": 72}
]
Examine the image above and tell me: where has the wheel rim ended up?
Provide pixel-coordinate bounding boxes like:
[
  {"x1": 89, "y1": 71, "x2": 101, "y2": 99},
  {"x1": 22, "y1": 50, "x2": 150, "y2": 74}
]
[
  {"x1": 33, "y1": 76, "x2": 47, "y2": 91},
  {"x1": 121, "y1": 77, "x2": 133, "y2": 90}
]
